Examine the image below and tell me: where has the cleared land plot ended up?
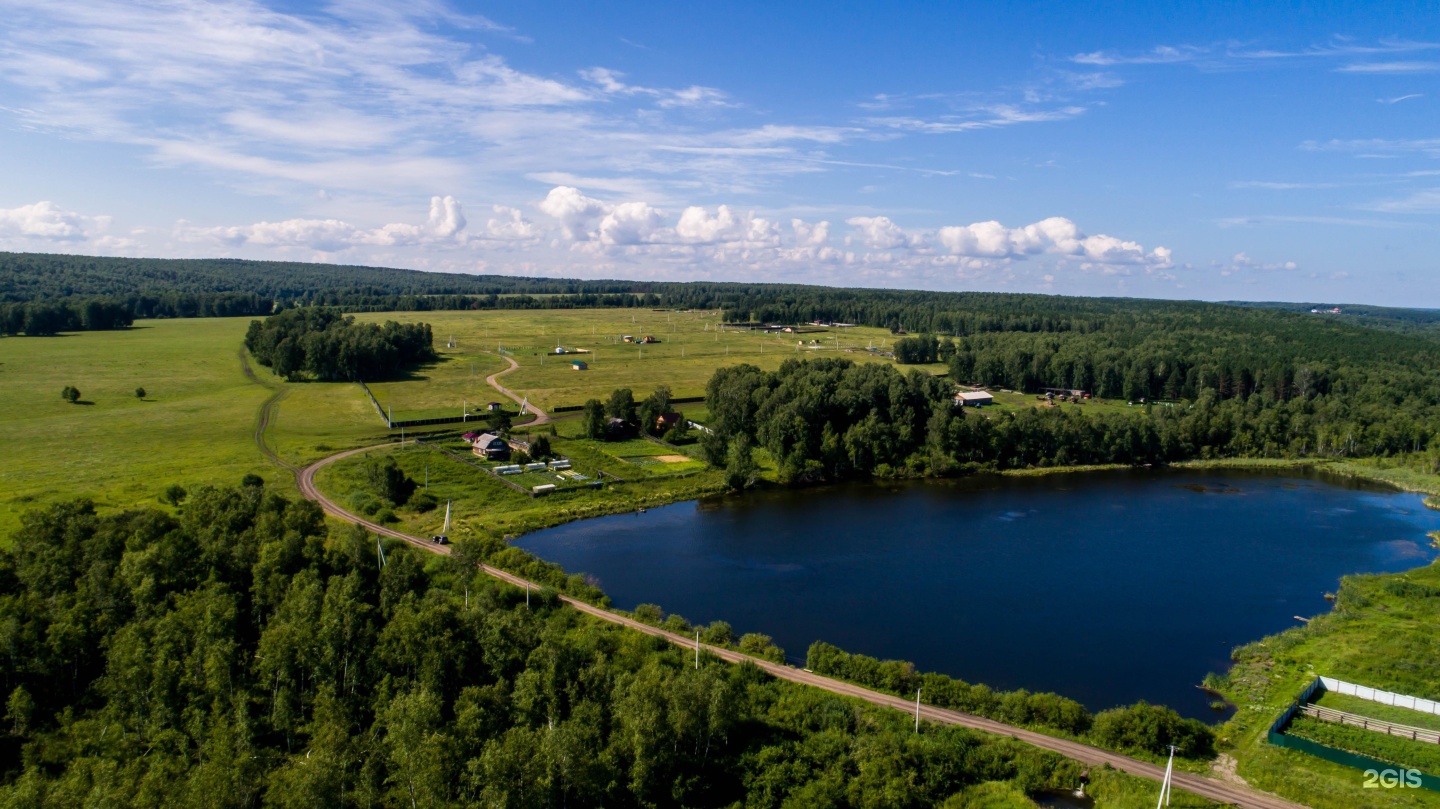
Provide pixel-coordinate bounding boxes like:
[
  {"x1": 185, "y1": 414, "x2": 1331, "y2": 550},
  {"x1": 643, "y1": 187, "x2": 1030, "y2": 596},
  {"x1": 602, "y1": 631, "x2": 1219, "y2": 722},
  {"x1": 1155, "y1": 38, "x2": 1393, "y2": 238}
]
[
  {"x1": 348, "y1": 309, "x2": 917, "y2": 412},
  {"x1": 365, "y1": 350, "x2": 511, "y2": 422}
]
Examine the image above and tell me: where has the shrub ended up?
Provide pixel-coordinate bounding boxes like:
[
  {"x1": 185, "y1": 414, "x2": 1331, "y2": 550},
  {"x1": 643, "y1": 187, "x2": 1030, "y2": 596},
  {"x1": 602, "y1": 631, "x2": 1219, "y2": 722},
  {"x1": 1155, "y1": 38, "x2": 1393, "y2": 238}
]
[
  {"x1": 240, "y1": 473, "x2": 264, "y2": 488},
  {"x1": 347, "y1": 491, "x2": 382, "y2": 516},
  {"x1": 1090, "y1": 702, "x2": 1215, "y2": 758},
  {"x1": 159, "y1": 484, "x2": 187, "y2": 506},
  {"x1": 408, "y1": 492, "x2": 438, "y2": 512},
  {"x1": 701, "y1": 620, "x2": 735, "y2": 647},
  {"x1": 633, "y1": 604, "x2": 664, "y2": 625},
  {"x1": 362, "y1": 455, "x2": 413, "y2": 505},
  {"x1": 373, "y1": 508, "x2": 397, "y2": 524},
  {"x1": 739, "y1": 632, "x2": 785, "y2": 663},
  {"x1": 60, "y1": 386, "x2": 80, "y2": 404},
  {"x1": 134, "y1": 387, "x2": 146, "y2": 399},
  {"x1": 661, "y1": 614, "x2": 691, "y2": 634}
]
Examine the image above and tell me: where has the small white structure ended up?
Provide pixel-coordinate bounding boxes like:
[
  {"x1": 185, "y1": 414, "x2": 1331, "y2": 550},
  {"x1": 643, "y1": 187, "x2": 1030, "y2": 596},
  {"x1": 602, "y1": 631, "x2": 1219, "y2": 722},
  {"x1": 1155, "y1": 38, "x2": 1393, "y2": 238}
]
[
  {"x1": 533, "y1": 484, "x2": 557, "y2": 493},
  {"x1": 494, "y1": 464, "x2": 523, "y2": 475},
  {"x1": 524, "y1": 462, "x2": 548, "y2": 471},
  {"x1": 548, "y1": 459, "x2": 572, "y2": 470},
  {"x1": 956, "y1": 391, "x2": 994, "y2": 407}
]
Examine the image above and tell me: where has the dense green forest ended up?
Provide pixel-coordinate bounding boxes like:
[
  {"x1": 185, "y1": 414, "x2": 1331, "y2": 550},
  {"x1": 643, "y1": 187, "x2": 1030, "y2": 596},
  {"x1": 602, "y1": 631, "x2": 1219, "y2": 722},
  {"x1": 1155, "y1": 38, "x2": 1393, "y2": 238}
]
[
  {"x1": 0, "y1": 489, "x2": 1117, "y2": 808},
  {"x1": 699, "y1": 350, "x2": 1440, "y2": 484},
  {"x1": 244, "y1": 309, "x2": 435, "y2": 382}
]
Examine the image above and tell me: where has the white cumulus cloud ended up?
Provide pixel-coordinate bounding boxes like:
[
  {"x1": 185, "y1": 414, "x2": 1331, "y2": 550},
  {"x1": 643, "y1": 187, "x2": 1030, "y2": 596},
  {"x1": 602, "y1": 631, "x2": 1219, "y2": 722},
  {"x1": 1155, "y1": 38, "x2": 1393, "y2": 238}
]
[{"x1": 0, "y1": 201, "x2": 100, "y2": 241}]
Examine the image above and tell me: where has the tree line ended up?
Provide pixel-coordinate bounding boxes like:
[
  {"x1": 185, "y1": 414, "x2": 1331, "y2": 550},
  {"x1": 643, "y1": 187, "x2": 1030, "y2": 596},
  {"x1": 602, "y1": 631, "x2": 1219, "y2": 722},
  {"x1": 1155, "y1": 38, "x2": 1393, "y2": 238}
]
[
  {"x1": 699, "y1": 352, "x2": 1440, "y2": 484},
  {"x1": 806, "y1": 642, "x2": 1216, "y2": 760},
  {"x1": 0, "y1": 488, "x2": 1104, "y2": 808},
  {"x1": 244, "y1": 308, "x2": 435, "y2": 382}
]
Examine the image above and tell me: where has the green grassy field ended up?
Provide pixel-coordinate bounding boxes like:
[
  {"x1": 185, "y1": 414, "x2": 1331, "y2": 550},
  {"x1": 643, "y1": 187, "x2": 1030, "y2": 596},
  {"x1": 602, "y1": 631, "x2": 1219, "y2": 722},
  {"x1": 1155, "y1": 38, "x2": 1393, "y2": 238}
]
[
  {"x1": 0, "y1": 319, "x2": 275, "y2": 536},
  {"x1": 349, "y1": 309, "x2": 919, "y2": 412}
]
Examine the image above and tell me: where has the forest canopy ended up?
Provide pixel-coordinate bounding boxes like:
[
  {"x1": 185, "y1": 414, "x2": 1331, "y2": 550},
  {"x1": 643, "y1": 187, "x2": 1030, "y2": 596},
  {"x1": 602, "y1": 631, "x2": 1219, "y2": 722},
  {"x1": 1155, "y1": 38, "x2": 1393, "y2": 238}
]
[{"x1": 0, "y1": 490, "x2": 1099, "y2": 808}]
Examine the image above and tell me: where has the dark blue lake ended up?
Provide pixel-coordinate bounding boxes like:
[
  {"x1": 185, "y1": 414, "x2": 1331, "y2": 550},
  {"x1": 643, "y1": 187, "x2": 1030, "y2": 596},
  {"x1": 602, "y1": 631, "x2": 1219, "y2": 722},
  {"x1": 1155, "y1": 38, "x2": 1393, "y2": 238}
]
[{"x1": 514, "y1": 469, "x2": 1439, "y2": 719}]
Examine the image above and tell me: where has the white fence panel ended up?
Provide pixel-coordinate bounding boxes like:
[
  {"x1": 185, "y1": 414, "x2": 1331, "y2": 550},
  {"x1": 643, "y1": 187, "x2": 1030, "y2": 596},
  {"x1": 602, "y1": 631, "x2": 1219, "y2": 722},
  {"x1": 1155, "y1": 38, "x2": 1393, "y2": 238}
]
[{"x1": 1319, "y1": 676, "x2": 1440, "y2": 716}]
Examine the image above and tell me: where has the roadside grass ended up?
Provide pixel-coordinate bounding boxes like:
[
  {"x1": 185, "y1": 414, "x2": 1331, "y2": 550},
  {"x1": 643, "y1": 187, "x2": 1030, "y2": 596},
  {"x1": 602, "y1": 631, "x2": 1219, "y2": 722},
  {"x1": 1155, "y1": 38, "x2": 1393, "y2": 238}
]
[
  {"x1": 1212, "y1": 540, "x2": 1440, "y2": 809},
  {"x1": 1312, "y1": 691, "x2": 1440, "y2": 733},
  {"x1": 0, "y1": 319, "x2": 273, "y2": 538}
]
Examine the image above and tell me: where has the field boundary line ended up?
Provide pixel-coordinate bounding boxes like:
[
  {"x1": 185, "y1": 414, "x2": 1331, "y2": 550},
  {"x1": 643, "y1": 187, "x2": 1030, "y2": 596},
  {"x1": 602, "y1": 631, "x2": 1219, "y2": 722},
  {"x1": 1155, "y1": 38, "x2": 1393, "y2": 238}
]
[{"x1": 239, "y1": 348, "x2": 297, "y2": 476}]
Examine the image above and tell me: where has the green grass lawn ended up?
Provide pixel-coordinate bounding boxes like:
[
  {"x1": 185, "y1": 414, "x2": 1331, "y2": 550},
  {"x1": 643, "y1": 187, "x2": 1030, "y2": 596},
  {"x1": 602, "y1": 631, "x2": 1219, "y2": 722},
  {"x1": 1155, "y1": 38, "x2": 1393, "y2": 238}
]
[{"x1": 0, "y1": 319, "x2": 275, "y2": 537}]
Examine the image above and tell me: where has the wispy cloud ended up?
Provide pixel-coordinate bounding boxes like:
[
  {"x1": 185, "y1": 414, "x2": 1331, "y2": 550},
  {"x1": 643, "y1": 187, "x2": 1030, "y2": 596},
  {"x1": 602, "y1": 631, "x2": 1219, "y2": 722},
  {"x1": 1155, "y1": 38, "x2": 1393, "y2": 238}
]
[
  {"x1": 1301, "y1": 138, "x2": 1440, "y2": 159},
  {"x1": 1359, "y1": 188, "x2": 1440, "y2": 213},
  {"x1": 1216, "y1": 214, "x2": 1431, "y2": 229},
  {"x1": 1229, "y1": 180, "x2": 1341, "y2": 190},
  {"x1": 1338, "y1": 61, "x2": 1440, "y2": 74},
  {"x1": 866, "y1": 104, "x2": 1087, "y2": 134},
  {"x1": 1379, "y1": 94, "x2": 1424, "y2": 104},
  {"x1": 1071, "y1": 45, "x2": 1202, "y2": 66}
]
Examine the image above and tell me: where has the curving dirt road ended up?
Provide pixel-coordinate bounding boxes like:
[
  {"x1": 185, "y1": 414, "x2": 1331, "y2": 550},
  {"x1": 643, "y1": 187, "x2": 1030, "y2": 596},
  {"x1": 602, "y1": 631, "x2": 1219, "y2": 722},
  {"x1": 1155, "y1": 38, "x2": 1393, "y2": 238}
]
[
  {"x1": 484, "y1": 353, "x2": 550, "y2": 425},
  {"x1": 296, "y1": 444, "x2": 1308, "y2": 809}
]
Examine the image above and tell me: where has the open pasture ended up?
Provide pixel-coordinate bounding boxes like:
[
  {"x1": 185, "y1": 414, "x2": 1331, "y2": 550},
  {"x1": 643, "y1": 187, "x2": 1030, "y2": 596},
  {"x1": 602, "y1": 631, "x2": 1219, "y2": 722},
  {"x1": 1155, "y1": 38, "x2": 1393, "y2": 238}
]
[{"x1": 0, "y1": 318, "x2": 270, "y2": 535}]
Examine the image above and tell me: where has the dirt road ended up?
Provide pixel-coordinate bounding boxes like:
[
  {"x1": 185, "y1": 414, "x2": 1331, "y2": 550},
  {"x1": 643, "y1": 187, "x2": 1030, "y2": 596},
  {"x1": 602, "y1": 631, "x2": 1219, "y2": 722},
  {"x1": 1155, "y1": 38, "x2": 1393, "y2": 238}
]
[
  {"x1": 295, "y1": 442, "x2": 1309, "y2": 809},
  {"x1": 484, "y1": 353, "x2": 550, "y2": 425}
]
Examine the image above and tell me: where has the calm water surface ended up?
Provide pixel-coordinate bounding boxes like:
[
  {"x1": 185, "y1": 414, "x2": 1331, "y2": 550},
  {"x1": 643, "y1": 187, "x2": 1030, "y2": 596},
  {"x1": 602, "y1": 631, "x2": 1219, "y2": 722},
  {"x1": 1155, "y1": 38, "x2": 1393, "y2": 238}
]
[{"x1": 515, "y1": 469, "x2": 1439, "y2": 719}]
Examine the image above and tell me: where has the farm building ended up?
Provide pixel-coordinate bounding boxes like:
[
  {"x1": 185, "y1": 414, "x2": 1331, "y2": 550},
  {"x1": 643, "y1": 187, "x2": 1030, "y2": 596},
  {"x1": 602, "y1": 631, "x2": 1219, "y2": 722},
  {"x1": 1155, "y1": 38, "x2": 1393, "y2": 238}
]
[
  {"x1": 655, "y1": 411, "x2": 684, "y2": 432},
  {"x1": 485, "y1": 402, "x2": 503, "y2": 412},
  {"x1": 606, "y1": 417, "x2": 635, "y2": 439},
  {"x1": 471, "y1": 433, "x2": 511, "y2": 460},
  {"x1": 955, "y1": 391, "x2": 994, "y2": 407},
  {"x1": 571, "y1": 359, "x2": 588, "y2": 371}
]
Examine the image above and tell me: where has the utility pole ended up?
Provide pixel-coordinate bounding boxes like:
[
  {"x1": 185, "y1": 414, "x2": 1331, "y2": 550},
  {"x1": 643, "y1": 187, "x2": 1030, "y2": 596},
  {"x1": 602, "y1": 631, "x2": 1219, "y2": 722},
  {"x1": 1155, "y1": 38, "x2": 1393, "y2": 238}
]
[
  {"x1": 695, "y1": 630, "x2": 700, "y2": 669},
  {"x1": 425, "y1": 464, "x2": 428, "y2": 491},
  {"x1": 914, "y1": 688, "x2": 922, "y2": 733},
  {"x1": 526, "y1": 583, "x2": 530, "y2": 610},
  {"x1": 1155, "y1": 745, "x2": 1176, "y2": 808}
]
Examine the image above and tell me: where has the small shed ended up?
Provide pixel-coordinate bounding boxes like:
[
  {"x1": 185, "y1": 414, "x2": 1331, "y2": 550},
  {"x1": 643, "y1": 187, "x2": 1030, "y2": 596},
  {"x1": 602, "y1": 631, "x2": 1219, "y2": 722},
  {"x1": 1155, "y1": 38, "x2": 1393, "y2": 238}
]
[
  {"x1": 485, "y1": 401, "x2": 503, "y2": 412},
  {"x1": 571, "y1": 359, "x2": 588, "y2": 371},
  {"x1": 956, "y1": 391, "x2": 994, "y2": 407},
  {"x1": 655, "y1": 411, "x2": 684, "y2": 432}
]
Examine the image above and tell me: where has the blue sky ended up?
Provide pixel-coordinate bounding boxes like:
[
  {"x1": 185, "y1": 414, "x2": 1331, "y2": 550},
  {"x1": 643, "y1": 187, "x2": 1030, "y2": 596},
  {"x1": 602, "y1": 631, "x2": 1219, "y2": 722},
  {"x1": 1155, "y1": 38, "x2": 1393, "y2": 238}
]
[{"x1": 0, "y1": 1, "x2": 1436, "y2": 304}]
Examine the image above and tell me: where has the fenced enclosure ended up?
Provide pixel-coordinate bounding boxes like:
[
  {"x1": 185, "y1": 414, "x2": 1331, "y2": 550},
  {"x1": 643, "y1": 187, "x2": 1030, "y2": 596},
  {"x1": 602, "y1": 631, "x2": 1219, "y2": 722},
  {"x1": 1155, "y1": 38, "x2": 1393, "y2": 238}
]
[{"x1": 1268, "y1": 676, "x2": 1440, "y2": 792}]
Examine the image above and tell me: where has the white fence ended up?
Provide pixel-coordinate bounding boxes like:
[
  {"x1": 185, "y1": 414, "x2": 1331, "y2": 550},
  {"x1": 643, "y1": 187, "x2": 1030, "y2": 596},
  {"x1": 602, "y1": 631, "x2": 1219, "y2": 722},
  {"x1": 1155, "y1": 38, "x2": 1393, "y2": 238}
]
[{"x1": 1320, "y1": 676, "x2": 1440, "y2": 716}]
